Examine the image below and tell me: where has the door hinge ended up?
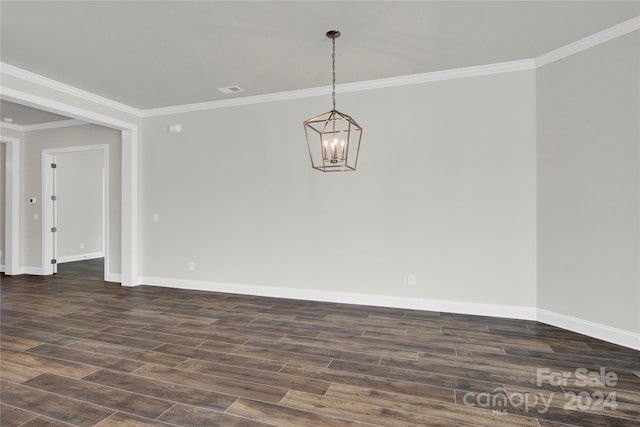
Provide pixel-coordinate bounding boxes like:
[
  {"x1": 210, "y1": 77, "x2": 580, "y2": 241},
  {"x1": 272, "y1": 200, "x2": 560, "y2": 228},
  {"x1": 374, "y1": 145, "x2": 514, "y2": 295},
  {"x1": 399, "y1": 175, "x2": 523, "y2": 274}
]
[
  {"x1": 51, "y1": 227, "x2": 57, "y2": 233},
  {"x1": 51, "y1": 163, "x2": 57, "y2": 169},
  {"x1": 51, "y1": 195, "x2": 57, "y2": 201},
  {"x1": 51, "y1": 259, "x2": 57, "y2": 264}
]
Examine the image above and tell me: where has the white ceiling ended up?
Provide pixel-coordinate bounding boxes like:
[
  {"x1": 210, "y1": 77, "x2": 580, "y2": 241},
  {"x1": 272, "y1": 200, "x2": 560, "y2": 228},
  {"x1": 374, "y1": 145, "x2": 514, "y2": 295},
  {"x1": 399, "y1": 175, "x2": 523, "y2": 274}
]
[{"x1": 1, "y1": 1, "x2": 639, "y2": 112}]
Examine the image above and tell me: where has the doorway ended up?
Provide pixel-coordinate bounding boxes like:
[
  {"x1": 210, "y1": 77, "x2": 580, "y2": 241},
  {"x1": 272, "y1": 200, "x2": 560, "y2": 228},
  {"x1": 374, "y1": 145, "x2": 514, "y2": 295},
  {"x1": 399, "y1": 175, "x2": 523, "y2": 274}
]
[
  {"x1": 42, "y1": 145, "x2": 108, "y2": 277},
  {"x1": 2, "y1": 89, "x2": 138, "y2": 285}
]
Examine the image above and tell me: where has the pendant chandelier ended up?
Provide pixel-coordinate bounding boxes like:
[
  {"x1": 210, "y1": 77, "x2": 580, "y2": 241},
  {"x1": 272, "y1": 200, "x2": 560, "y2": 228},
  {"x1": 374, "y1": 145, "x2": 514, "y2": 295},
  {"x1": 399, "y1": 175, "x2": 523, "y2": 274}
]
[{"x1": 304, "y1": 30, "x2": 363, "y2": 172}]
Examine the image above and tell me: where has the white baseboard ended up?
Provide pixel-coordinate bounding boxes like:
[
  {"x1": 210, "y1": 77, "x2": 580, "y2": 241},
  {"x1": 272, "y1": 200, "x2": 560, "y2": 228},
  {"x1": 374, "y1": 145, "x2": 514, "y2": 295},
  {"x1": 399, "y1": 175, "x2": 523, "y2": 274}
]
[
  {"x1": 22, "y1": 266, "x2": 45, "y2": 275},
  {"x1": 56, "y1": 252, "x2": 103, "y2": 264},
  {"x1": 139, "y1": 276, "x2": 538, "y2": 321},
  {"x1": 7, "y1": 269, "x2": 634, "y2": 349},
  {"x1": 537, "y1": 309, "x2": 640, "y2": 351},
  {"x1": 105, "y1": 273, "x2": 121, "y2": 283},
  {"x1": 139, "y1": 276, "x2": 639, "y2": 351},
  {"x1": 1, "y1": 264, "x2": 121, "y2": 284}
]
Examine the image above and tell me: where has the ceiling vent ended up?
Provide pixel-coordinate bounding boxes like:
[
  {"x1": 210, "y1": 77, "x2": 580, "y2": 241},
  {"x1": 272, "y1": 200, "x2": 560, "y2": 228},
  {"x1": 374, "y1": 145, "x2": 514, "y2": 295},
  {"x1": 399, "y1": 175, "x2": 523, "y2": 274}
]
[{"x1": 218, "y1": 85, "x2": 244, "y2": 94}]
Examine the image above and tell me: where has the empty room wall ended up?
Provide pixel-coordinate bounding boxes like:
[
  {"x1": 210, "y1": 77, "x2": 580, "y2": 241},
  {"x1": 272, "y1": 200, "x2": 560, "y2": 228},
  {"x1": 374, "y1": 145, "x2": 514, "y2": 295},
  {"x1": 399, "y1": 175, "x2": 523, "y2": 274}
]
[
  {"x1": 537, "y1": 31, "x2": 640, "y2": 335},
  {"x1": 140, "y1": 69, "x2": 538, "y2": 310}
]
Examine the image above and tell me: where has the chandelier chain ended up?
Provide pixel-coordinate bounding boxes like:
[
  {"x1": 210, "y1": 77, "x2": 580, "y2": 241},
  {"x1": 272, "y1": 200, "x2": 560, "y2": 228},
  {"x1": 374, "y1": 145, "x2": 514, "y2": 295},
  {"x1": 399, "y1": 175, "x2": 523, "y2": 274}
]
[{"x1": 332, "y1": 35, "x2": 336, "y2": 111}]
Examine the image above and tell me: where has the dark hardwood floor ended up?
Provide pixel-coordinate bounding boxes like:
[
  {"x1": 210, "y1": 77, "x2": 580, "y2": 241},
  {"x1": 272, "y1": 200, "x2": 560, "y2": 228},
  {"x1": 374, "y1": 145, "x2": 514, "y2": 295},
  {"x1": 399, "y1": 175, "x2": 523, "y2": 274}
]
[{"x1": 1, "y1": 259, "x2": 638, "y2": 426}]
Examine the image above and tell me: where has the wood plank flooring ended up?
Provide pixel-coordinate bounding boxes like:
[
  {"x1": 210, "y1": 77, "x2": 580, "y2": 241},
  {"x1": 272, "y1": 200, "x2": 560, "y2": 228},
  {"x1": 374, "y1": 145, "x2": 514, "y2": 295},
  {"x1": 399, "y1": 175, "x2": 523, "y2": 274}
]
[{"x1": 1, "y1": 259, "x2": 639, "y2": 426}]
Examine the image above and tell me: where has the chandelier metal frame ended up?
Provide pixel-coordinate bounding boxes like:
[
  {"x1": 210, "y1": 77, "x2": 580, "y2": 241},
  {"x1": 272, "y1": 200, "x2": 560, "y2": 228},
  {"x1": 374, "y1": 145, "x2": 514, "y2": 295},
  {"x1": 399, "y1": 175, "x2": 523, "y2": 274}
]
[{"x1": 303, "y1": 30, "x2": 363, "y2": 172}]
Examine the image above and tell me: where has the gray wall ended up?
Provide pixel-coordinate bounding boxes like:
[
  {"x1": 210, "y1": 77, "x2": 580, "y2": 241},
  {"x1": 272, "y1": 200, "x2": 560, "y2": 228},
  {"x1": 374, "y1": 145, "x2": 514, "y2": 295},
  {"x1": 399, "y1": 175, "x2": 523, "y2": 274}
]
[
  {"x1": 537, "y1": 32, "x2": 640, "y2": 333},
  {"x1": 141, "y1": 70, "x2": 538, "y2": 307},
  {"x1": 56, "y1": 149, "x2": 104, "y2": 260}
]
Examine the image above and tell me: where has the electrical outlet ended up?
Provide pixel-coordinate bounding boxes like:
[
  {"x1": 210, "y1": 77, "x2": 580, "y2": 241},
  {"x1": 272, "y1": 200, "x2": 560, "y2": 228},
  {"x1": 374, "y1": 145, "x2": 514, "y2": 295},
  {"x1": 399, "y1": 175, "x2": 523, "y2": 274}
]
[
  {"x1": 80, "y1": 243, "x2": 85, "y2": 249},
  {"x1": 152, "y1": 213, "x2": 159, "y2": 222},
  {"x1": 408, "y1": 274, "x2": 416, "y2": 286},
  {"x1": 33, "y1": 213, "x2": 39, "y2": 221},
  {"x1": 188, "y1": 262, "x2": 195, "y2": 272}
]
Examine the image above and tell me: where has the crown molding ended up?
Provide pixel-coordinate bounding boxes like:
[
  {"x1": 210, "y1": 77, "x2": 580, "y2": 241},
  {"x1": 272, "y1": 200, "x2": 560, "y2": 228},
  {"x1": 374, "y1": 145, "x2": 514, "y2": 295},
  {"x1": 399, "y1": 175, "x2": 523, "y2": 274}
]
[
  {"x1": 1, "y1": 118, "x2": 87, "y2": 132},
  {"x1": 0, "y1": 121, "x2": 23, "y2": 131},
  {"x1": 22, "y1": 118, "x2": 86, "y2": 132},
  {"x1": 1, "y1": 87, "x2": 137, "y2": 131},
  {"x1": 141, "y1": 86, "x2": 331, "y2": 117},
  {"x1": 339, "y1": 59, "x2": 537, "y2": 94},
  {"x1": 0, "y1": 62, "x2": 142, "y2": 117},
  {"x1": 0, "y1": 115, "x2": 97, "y2": 135},
  {"x1": 142, "y1": 59, "x2": 537, "y2": 117},
  {"x1": 535, "y1": 15, "x2": 640, "y2": 68}
]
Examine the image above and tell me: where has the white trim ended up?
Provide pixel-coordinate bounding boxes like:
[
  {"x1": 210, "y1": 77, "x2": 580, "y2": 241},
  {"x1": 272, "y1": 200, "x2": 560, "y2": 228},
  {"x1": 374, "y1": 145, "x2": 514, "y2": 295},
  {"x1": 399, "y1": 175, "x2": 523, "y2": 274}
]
[
  {"x1": 42, "y1": 152, "x2": 55, "y2": 275},
  {"x1": 535, "y1": 16, "x2": 640, "y2": 68},
  {"x1": 0, "y1": 88, "x2": 136, "y2": 130},
  {"x1": 0, "y1": 122, "x2": 23, "y2": 131},
  {"x1": 120, "y1": 129, "x2": 138, "y2": 285},
  {"x1": 0, "y1": 264, "x2": 4, "y2": 272},
  {"x1": 105, "y1": 273, "x2": 122, "y2": 283},
  {"x1": 42, "y1": 144, "x2": 110, "y2": 155},
  {"x1": 42, "y1": 144, "x2": 109, "y2": 279},
  {"x1": 141, "y1": 276, "x2": 640, "y2": 350},
  {"x1": 141, "y1": 59, "x2": 536, "y2": 117},
  {"x1": 0, "y1": 63, "x2": 142, "y2": 117},
  {"x1": 1, "y1": 119, "x2": 86, "y2": 132},
  {"x1": 22, "y1": 266, "x2": 45, "y2": 275},
  {"x1": 0, "y1": 136, "x2": 20, "y2": 275},
  {"x1": 537, "y1": 309, "x2": 640, "y2": 351},
  {"x1": 140, "y1": 276, "x2": 538, "y2": 321},
  {"x1": 56, "y1": 252, "x2": 103, "y2": 264},
  {"x1": 142, "y1": 87, "x2": 329, "y2": 117},
  {"x1": 23, "y1": 119, "x2": 86, "y2": 132},
  {"x1": 337, "y1": 59, "x2": 537, "y2": 94},
  {"x1": 1, "y1": 88, "x2": 139, "y2": 286},
  {"x1": 101, "y1": 164, "x2": 107, "y2": 273}
]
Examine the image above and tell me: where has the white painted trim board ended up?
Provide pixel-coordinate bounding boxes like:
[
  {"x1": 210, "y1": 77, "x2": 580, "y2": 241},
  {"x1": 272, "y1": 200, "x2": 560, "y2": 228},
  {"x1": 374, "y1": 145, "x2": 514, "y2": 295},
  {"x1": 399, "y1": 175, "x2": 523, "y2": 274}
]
[
  {"x1": 56, "y1": 252, "x2": 104, "y2": 264},
  {"x1": 0, "y1": 136, "x2": 20, "y2": 275},
  {"x1": 139, "y1": 276, "x2": 639, "y2": 351}
]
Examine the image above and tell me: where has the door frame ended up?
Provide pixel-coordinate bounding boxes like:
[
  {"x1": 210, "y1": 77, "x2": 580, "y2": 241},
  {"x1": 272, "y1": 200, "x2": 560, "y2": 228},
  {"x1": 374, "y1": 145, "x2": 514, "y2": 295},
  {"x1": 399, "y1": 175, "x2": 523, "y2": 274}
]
[
  {"x1": 1, "y1": 136, "x2": 20, "y2": 275},
  {"x1": 42, "y1": 145, "x2": 109, "y2": 277},
  {"x1": 1, "y1": 88, "x2": 139, "y2": 285}
]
